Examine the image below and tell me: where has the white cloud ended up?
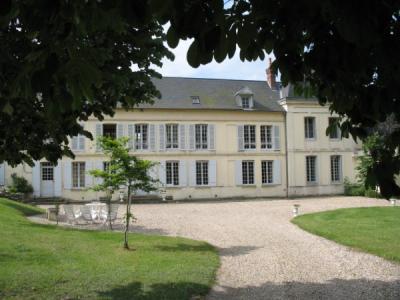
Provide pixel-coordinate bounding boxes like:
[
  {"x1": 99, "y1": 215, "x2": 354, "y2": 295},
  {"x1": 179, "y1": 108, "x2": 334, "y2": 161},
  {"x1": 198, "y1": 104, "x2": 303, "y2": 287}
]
[{"x1": 156, "y1": 39, "x2": 274, "y2": 81}]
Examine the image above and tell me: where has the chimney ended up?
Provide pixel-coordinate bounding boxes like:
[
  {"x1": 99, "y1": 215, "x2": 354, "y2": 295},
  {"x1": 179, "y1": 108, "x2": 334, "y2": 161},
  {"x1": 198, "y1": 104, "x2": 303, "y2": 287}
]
[{"x1": 266, "y1": 58, "x2": 277, "y2": 90}]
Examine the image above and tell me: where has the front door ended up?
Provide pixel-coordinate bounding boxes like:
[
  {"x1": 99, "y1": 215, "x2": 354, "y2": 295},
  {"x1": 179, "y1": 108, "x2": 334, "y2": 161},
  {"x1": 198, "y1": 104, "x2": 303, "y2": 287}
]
[{"x1": 40, "y1": 162, "x2": 54, "y2": 197}]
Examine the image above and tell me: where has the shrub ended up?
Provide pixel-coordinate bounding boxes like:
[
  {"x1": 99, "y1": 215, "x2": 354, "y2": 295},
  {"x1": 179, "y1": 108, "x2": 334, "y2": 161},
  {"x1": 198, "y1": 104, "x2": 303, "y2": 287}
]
[
  {"x1": 9, "y1": 173, "x2": 33, "y2": 194},
  {"x1": 365, "y1": 188, "x2": 381, "y2": 198},
  {"x1": 344, "y1": 177, "x2": 365, "y2": 196}
]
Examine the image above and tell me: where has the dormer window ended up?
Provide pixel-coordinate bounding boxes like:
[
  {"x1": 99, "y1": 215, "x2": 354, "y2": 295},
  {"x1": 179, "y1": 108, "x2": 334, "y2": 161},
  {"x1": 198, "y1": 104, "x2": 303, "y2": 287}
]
[
  {"x1": 241, "y1": 96, "x2": 250, "y2": 109},
  {"x1": 191, "y1": 96, "x2": 200, "y2": 104}
]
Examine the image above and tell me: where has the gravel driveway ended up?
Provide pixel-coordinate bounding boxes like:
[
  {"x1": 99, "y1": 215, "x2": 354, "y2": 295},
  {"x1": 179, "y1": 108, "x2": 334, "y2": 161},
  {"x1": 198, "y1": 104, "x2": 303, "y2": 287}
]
[{"x1": 131, "y1": 196, "x2": 400, "y2": 300}]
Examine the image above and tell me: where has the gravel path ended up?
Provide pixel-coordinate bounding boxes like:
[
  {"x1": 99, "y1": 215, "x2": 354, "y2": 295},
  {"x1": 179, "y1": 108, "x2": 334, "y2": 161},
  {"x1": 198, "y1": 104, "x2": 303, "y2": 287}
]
[{"x1": 131, "y1": 196, "x2": 400, "y2": 300}]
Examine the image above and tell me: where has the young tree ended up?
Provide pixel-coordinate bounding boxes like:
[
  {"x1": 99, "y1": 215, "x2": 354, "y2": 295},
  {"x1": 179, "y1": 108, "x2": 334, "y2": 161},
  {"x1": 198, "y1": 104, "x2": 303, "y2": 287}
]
[{"x1": 90, "y1": 137, "x2": 158, "y2": 249}]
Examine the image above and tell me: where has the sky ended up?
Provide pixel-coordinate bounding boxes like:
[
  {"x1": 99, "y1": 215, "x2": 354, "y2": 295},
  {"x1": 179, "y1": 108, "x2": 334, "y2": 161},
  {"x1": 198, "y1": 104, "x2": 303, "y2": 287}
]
[{"x1": 154, "y1": 39, "x2": 274, "y2": 81}]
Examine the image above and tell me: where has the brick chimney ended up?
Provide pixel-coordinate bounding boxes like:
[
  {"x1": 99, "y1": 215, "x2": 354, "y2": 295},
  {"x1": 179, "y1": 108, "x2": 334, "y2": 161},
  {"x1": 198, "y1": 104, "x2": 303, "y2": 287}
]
[{"x1": 266, "y1": 58, "x2": 277, "y2": 90}]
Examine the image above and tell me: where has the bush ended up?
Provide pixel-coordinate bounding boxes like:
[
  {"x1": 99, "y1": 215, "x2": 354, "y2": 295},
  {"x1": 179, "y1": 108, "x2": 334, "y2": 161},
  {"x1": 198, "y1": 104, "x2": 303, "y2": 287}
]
[
  {"x1": 365, "y1": 188, "x2": 381, "y2": 198},
  {"x1": 344, "y1": 177, "x2": 365, "y2": 196},
  {"x1": 9, "y1": 173, "x2": 33, "y2": 194}
]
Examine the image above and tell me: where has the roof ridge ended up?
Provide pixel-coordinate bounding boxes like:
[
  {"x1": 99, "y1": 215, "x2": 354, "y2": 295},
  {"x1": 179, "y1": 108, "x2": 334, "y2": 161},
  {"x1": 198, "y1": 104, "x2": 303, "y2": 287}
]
[{"x1": 159, "y1": 76, "x2": 269, "y2": 83}]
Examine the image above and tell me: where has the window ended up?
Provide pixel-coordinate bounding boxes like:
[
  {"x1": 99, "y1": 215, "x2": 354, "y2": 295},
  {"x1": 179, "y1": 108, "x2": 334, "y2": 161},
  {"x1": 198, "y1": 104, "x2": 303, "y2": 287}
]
[
  {"x1": 166, "y1": 124, "x2": 179, "y2": 149},
  {"x1": 191, "y1": 96, "x2": 200, "y2": 104},
  {"x1": 242, "y1": 160, "x2": 255, "y2": 185},
  {"x1": 103, "y1": 124, "x2": 117, "y2": 139},
  {"x1": 103, "y1": 161, "x2": 110, "y2": 173},
  {"x1": 241, "y1": 96, "x2": 250, "y2": 108},
  {"x1": 306, "y1": 156, "x2": 317, "y2": 183},
  {"x1": 41, "y1": 162, "x2": 54, "y2": 181},
  {"x1": 196, "y1": 161, "x2": 209, "y2": 185},
  {"x1": 330, "y1": 155, "x2": 342, "y2": 182},
  {"x1": 195, "y1": 124, "x2": 208, "y2": 149},
  {"x1": 72, "y1": 162, "x2": 85, "y2": 188},
  {"x1": 261, "y1": 161, "x2": 274, "y2": 184},
  {"x1": 166, "y1": 161, "x2": 179, "y2": 186},
  {"x1": 244, "y1": 125, "x2": 256, "y2": 149},
  {"x1": 135, "y1": 124, "x2": 148, "y2": 150},
  {"x1": 260, "y1": 125, "x2": 273, "y2": 149},
  {"x1": 329, "y1": 117, "x2": 340, "y2": 139},
  {"x1": 304, "y1": 117, "x2": 316, "y2": 139}
]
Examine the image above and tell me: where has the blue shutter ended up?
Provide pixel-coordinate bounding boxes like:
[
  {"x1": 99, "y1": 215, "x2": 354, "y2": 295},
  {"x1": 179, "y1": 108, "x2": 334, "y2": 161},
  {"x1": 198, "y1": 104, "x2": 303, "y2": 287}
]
[
  {"x1": 95, "y1": 124, "x2": 102, "y2": 152},
  {"x1": 54, "y1": 162, "x2": 62, "y2": 196},
  {"x1": 235, "y1": 160, "x2": 242, "y2": 185},
  {"x1": 179, "y1": 124, "x2": 186, "y2": 150},
  {"x1": 71, "y1": 136, "x2": 78, "y2": 150},
  {"x1": 189, "y1": 124, "x2": 195, "y2": 150},
  {"x1": 237, "y1": 125, "x2": 244, "y2": 151},
  {"x1": 273, "y1": 125, "x2": 280, "y2": 151},
  {"x1": 64, "y1": 161, "x2": 72, "y2": 189},
  {"x1": 85, "y1": 161, "x2": 93, "y2": 188},
  {"x1": 189, "y1": 160, "x2": 196, "y2": 186},
  {"x1": 0, "y1": 163, "x2": 5, "y2": 186},
  {"x1": 209, "y1": 160, "x2": 217, "y2": 186},
  {"x1": 208, "y1": 124, "x2": 215, "y2": 150},
  {"x1": 117, "y1": 123, "x2": 124, "y2": 138},
  {"x1": 158, "y1": 161, "x2": 166, "y2": 185},
  {"x1": 32, "y1": 161, "x2": 41, "y2": 196},
  {"x1": 128, "y1": 124, "x2": 134, "y2": 150},
  {"x1": 159, "y1": 124, "x2": 165, "y2": 151},
  {"x1": 149, "y1": 124, "x2": 156, "y2": 151},
  {"x1": 179, "y1": 160, "x2": 187, "y2": 186},
  {"x1": 273, "y1": 160, "x2": 281, "y2": 185}
]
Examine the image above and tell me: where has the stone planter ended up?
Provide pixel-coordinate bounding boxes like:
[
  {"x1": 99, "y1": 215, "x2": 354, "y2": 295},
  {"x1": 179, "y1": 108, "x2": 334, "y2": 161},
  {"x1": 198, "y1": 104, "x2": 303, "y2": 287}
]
[{"x1": 47, "y1": 208, "x2": 58, "y2": 221}]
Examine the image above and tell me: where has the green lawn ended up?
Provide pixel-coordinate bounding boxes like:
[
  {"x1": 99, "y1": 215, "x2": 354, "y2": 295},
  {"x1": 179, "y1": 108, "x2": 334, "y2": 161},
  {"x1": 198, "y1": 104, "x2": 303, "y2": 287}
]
[
  {"x1": 0, "y1": 198, "x2": 219, "y2": 299},
  {"x1": 292, "y1": 206, "x2": 400, "y2": 263}
]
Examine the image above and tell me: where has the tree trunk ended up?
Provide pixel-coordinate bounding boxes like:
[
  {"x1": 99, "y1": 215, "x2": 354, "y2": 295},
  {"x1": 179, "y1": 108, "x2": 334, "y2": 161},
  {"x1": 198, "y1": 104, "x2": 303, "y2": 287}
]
[
  {"x1": 123, "y1": 184, "x2": 131, "y2": 249},
  {"x1": 107, "y1": 195, "x2": 112, "y2": 230}
]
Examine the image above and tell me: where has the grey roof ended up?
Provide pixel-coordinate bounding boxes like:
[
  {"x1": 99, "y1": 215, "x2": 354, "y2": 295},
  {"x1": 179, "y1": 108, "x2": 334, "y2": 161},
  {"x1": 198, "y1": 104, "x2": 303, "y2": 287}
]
[
  {"x1": 138, "y1": 77, "x2": 283, "y2": 112},
  {"x1": 280, "y1": 84, "x2": 317, "y2": 102}
]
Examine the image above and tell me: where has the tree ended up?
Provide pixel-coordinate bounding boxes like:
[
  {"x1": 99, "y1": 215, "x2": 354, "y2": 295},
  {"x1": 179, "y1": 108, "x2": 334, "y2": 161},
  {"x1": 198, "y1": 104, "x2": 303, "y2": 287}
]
[
  {"x1": 1, "y1": 1, "x2": 400, "y2": 197},
  {"x1": 0, "y1": 1, "x2": 173, "y2": 166},
  {"x1": 90, "y1": 137, "x2": 158, "y2": 249}
]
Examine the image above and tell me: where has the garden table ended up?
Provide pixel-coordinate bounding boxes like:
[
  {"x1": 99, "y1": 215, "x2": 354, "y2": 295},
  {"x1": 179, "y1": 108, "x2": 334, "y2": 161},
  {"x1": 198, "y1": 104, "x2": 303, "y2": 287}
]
[{"x1": 85, "y1": 202, "x2": 106, "y2": 222}]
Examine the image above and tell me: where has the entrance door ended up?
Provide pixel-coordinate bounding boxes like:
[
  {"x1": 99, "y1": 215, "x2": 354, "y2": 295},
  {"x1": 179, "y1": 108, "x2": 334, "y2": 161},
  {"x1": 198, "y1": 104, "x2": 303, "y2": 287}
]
[{"x1": 40, "y1": 162, "x2": 54, "y2": 197}]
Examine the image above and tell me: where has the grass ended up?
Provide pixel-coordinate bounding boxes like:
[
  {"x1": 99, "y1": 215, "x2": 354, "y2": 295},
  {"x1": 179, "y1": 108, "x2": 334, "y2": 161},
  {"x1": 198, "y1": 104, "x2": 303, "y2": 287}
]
[
  {"x1": 0, "y1": 198, "x2": 219, "y2": 299},
  {"x1": 292, "y1": 206, "x2": 400, "y2": 263}
]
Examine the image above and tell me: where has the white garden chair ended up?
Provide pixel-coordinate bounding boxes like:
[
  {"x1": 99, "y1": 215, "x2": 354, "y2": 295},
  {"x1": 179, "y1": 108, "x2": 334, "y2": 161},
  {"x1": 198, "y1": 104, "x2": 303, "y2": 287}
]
[
  {"x1": 63, "y1": 205, "x2": 82, "y2": 224},
  {"x1": 80, "y1": 206, "x2": 94, "y2": 223},
  {"x1": 100, "y1": 204, "x2": 120, "y2": 225}
]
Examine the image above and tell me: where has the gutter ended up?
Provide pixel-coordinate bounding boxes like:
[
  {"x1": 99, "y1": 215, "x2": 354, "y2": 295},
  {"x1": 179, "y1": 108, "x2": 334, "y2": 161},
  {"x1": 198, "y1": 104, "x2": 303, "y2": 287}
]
[{"x1": 284, "y1": 110, "x2": 289, "y2": 198}]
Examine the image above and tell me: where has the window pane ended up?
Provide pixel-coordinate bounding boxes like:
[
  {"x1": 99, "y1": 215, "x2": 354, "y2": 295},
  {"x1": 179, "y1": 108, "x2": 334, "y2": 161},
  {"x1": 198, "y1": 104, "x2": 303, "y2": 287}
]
[{"x1": 306, "y1": 156, "x2": 316, "y2": 183}]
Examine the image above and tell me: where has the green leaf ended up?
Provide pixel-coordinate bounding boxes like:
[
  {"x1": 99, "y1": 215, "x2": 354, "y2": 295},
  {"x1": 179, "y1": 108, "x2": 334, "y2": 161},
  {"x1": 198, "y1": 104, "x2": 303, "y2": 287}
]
[
  {"x1": 166, "y1": 26, "x2": 179, "y2": 48},
  {"x1": 187, "y1": 40, "x2": 200, "y2": 67}
]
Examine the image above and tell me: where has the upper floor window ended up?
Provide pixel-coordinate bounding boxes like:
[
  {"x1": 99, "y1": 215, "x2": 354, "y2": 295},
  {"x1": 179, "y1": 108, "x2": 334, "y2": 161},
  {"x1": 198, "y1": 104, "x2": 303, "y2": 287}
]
[
  {"x1": 241, "y1": 96, "x2": 250, "y2": 109},
  {"x1": 103, "y1": 124, "x2": 116, "y2": 139},
  {"x1": 166, "y1": 124, "x2": 179, "y2": 149},
  {"x1": 306, "y1": 156, "x2": 317, "y2": 183},
  {"x1": 329, "y1": 117, "x2": 340, "y2": 139},
  {"x1": 260, "y1": 125, "x2": 273, "y2": 149},
  {"x1": 304, "y1": 117, "x2": 316, "y2": 139},
  {"x1": 135, "y1": 124, "x2": 148, "y2": 150},
  {"x1": 191, "y1": 96, "x2": 200, "y2": 104},
  {"x1": 195, "y1": 124, "x2": 208, "y2": 149},
  {"x1": 72, "y1": 162, "x2": 85, "y2": 188},
  {"x1": 330, "y1": 155, "x2": 342, "y2": 182},
  {"x1": 261, "y1": 160, "x2": 273, "y2": 184},
  {"x1": 244, "y1": 125, "x2": 256, "y2": 149},
  {"x1": 196, "y1": 161, "x2": 209, "y2": 185},
  {"x1": 166, "y1": 161, "x2": 179, "y2": 186},
  {"x1": 242, "y1": 160, "x2": 255, "y2": 185}
]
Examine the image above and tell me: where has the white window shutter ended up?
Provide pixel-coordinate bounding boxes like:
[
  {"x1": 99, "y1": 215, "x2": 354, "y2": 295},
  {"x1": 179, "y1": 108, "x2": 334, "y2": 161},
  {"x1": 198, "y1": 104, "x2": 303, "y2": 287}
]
[
  {"x1": 179, "y1": 160, "x2": 187, "y2": 186},
  {"x1": 78, "y1": 135, "x2": 85, "y2": 151},
  {"x1": 273, "y1": 125, "x2": 280, "y2": 150},
  {"x1": 179, "y1": 124, "x2": 186, "y2": 150},
  {"x1": 32, "y1": 161, "x2": 41, "y2": 196},
  {"x1": 159, "y1": 124, "x2": 165, "y2": 151},
  {"x1": 208, "y1": 124, "x2": 215, "y2": 150},
  {"x1": 209, "y1": 160, "x2": 217, "y2": 186},
  {"x1": 0, "y1": 163, "x2": 5, "y2": 185},
  {"x1": 85, "y1": 161, "x2": 93, "y2": 188},
  {"x1": 93, "y1": 160, "x2": 104, "y2": 185},
  {"x1": 128, "y1": 124, "x2": 134, "y2": 150},
  {"x1": 117, "y1": 123, "x2": 124, "y2": 138},
  {"x1": 189, "y1": 124, "x2": 195, "y2": 150},
  {"x1": 71, "y1": 136, "x2": 78, "y2": 150},
  {"x1": 149, "y1": 124, "x2": 156, "y2": 151},
  {"x1": 273, "y1": 160, "x2": 281, "y2": 185},
  {"x1": 237, "y1": 125, "x2": 244, "y2": 151},
  {"x1": 189, "y1": 160, "x2": 196, "y2": 186},
  {"x1": 63, "y1": 161, "x2": 72, "y2": 189},
  {"x1": 95, "y1": 123, "x2": 103, "y2": 152},
  {"x1": 235, "y1": 160, "x2": 243, "y2": 185},
  {"x1": 158, "y1": 160, "x2": 166, "y2": 185},
  {"x1": 54, "y1": 162, "x2": 62, "y2": 196}
]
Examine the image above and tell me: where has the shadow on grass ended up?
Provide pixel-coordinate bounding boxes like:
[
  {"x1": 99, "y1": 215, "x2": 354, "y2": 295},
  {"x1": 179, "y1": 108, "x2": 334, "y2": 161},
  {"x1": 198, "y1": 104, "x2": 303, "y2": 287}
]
[
  {"x1": 156, "y1": 243, "x2": 259, "y2": 257},
  {"x1": 0, "y1": 199, "x2": 44, "y2": 216},
  {"x1": 97, "y1": 281, "x2": 210, "y2": 300}
]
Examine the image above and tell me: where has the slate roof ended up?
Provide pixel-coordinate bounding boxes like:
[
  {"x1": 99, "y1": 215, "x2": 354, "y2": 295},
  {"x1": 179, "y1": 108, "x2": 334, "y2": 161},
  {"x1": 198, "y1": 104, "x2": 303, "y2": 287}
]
[{"x1": 138, "y1": 77, "x2": 283, "y2": 112}]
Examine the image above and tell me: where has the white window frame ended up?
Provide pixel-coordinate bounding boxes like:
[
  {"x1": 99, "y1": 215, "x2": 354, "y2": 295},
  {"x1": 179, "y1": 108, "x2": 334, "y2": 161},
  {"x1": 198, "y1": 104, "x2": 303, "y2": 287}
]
[
  {"x1": 241, "y1": 96, "x2": 250, "y2": 109},
  {"x1": 195, "y1": 124, "x2": 208, "y2": 149},
  {"x1": 244, "y1": 125, "x2": 256, "y2": 149},
  {"x1": 261, "y1": 160, "x2": 274, "y2": 184},
  {"x1": 330, "y1": 155, "x2": 342, "y2": 183},
  {"x1": 196, "y1": 161, "x2": 209, "y2": 186},
  {"x1": 135, "y1": 124, "x2": 148, "y2": 150},
  {"x1": 260, "y1": 125, "x2": 273, "y2": 149},
  {"x1": 304, "y1": 117, "x2": 316, "y2": 140},
  {"x1": 329, "y1": 117, "x2": 341, "y2": 140},
  {"x1": 166, "y1": 124, "x2": 179, "y2": 149},
  {"x1": 72, "y1": 161, "x2": 85, "y2": 188},
  {"x1": 306, "y1": 156, "x2": 317, "y2": 184},
  {"x1": 242, "y1": 160, "x2": 255, "y2": 185},
  {"x1": 166, "y1": 161, "x2": 179, "y2": 186}
]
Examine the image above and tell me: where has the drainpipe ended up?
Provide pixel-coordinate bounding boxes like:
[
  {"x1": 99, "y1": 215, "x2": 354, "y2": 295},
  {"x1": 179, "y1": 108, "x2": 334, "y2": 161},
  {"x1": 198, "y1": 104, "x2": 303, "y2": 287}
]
[{"x1": 284, "y1": 110, "x2": 289, "y2": 198}]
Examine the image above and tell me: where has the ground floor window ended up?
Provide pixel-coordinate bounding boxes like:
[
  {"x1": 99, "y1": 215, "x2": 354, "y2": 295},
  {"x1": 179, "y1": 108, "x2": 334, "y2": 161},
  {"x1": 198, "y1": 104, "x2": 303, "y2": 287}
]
[
  {"x1": 330, "y1": 155, "x2": 342, "y2": 182},
  {"x1": 261, "y1": 160, "x2": 273, "y2": 184},
  {"x1": 166, "y1": 161, "x2": 179, "y2": 186},
  {"x1": 41, "y1": 162, "x2": 54, "y2": 181},
  {"x1": 242, "y1": 160, "x2": 254, "y2": 185},
  {"x1": 306, "y1": 156, "x2": 317, "y2": 183},
  {"x1": 72, "y1": 162, "x2": 85, "y2": 188},
  {"x1": 196, "y1": 161, "x2": 209, "y2": 185}
]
